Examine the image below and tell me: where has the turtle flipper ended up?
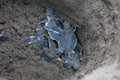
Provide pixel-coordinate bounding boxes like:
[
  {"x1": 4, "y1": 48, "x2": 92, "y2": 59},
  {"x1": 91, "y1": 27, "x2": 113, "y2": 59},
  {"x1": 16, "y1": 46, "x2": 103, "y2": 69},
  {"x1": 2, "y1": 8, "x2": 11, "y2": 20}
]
[
  {"x1": 0, "y1": 30, "x2": 7, "y2": 41},
  {"x1": 37, "y1": 19, "x2": 47, "y2": 25},
  {"x1": 48, "y1": 37, "x2": 57, "y2": 49},
  {"x1": 26, "y1": 36, "x2": 37, "y2": 44},
  {"x1": 40, "y1": 53, "x2": 53, "y2": 62}
]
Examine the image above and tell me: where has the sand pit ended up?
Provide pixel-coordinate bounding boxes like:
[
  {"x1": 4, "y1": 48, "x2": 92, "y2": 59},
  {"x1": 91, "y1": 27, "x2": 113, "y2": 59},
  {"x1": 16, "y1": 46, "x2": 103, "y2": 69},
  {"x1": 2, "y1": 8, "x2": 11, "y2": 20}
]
[{"x1": 0, "y1": 0, "x2": 120, "y2": 80}]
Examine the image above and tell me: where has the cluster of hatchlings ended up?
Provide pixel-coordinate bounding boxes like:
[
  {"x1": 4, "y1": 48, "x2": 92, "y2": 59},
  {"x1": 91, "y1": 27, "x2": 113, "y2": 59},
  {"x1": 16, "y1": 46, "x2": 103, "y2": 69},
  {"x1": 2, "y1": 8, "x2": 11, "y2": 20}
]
[{"x1": 26, "y1": 8, "x2": 83, "y2": 70}]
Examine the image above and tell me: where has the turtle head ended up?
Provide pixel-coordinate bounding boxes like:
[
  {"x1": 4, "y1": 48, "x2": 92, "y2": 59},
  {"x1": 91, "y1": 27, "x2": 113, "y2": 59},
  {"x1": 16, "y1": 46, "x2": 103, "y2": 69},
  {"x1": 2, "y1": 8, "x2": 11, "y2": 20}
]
[
  {"x1": 63, "y1": 20, "x2": 71, "y2": 29},
  {"x1": 46, "y1": 8, "x2": 55, "y2": 19}
]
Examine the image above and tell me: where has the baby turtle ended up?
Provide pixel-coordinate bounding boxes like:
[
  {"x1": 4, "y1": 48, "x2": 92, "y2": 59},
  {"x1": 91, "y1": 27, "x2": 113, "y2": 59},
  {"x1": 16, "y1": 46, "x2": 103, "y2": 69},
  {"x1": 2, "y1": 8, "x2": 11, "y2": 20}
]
[
  {"x1": 38, "y1": 8, "x2": 65, "y2": 53},
  {"x1": 60, "y1": 20, "x2": 77, "y2": 52},
  {"x1": 44, "y1": 9, "x2": 77, "y2": 53}
]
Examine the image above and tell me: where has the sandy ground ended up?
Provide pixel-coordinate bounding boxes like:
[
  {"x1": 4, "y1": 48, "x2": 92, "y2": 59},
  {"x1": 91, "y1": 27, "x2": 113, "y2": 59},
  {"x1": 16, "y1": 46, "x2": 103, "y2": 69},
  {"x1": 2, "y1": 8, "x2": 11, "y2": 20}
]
[{"x1": 0, "y1": 0, "x2": 120, "y2": 80}]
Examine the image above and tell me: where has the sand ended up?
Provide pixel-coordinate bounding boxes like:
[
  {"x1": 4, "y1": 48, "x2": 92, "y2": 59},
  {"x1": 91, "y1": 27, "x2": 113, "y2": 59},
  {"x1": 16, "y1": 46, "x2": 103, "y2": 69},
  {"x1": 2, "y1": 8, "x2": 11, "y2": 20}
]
[{"x1": 0, "y1": 0, "x2": 120, "y2": 80}]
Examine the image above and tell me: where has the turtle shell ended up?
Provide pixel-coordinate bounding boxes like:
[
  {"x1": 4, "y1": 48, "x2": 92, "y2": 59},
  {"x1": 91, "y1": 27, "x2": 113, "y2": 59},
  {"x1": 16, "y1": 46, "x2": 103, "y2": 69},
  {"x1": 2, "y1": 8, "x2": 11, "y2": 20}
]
[
  {"x1": 58, "y1": 21, "x2": 77, "y2": 51},
  {"x1": 61, "y1": 29, "x2": 77, "y2": 51}
]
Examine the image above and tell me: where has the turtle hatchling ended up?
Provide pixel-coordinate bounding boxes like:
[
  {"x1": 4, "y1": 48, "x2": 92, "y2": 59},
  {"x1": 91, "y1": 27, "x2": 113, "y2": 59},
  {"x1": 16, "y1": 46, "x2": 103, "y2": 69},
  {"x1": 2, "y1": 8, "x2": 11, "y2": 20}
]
[
  {"x1": 59, "y1": 20, "x2": 77, "y2": 52},
  {"x1": 39, "y1": 8, "x2": 66, "y2": 53}
]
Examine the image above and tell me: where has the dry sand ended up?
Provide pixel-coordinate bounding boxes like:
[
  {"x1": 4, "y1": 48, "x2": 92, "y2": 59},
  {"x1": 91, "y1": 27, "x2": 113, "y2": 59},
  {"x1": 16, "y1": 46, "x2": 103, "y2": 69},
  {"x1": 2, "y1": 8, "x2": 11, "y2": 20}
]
[{"x1": 0, "y1": 0, "x2": 120, "y2": 80}]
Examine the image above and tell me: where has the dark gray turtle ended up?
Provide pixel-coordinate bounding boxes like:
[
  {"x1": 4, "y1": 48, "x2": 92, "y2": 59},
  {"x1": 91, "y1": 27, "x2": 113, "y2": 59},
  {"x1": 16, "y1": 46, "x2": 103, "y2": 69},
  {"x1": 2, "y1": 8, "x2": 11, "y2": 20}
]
[
  {"x1": 37, "y1": 8, "x2": 64, "y2": 51},
  {"x1": 26, "y1": 35, "x2": 36, "y2": 44},
  {"x1": 38, "y1": 8, "x2": 65, "y2": 53},
  {"x1": 58, "y1": 20, "x2": 77, "y2": 52}
]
